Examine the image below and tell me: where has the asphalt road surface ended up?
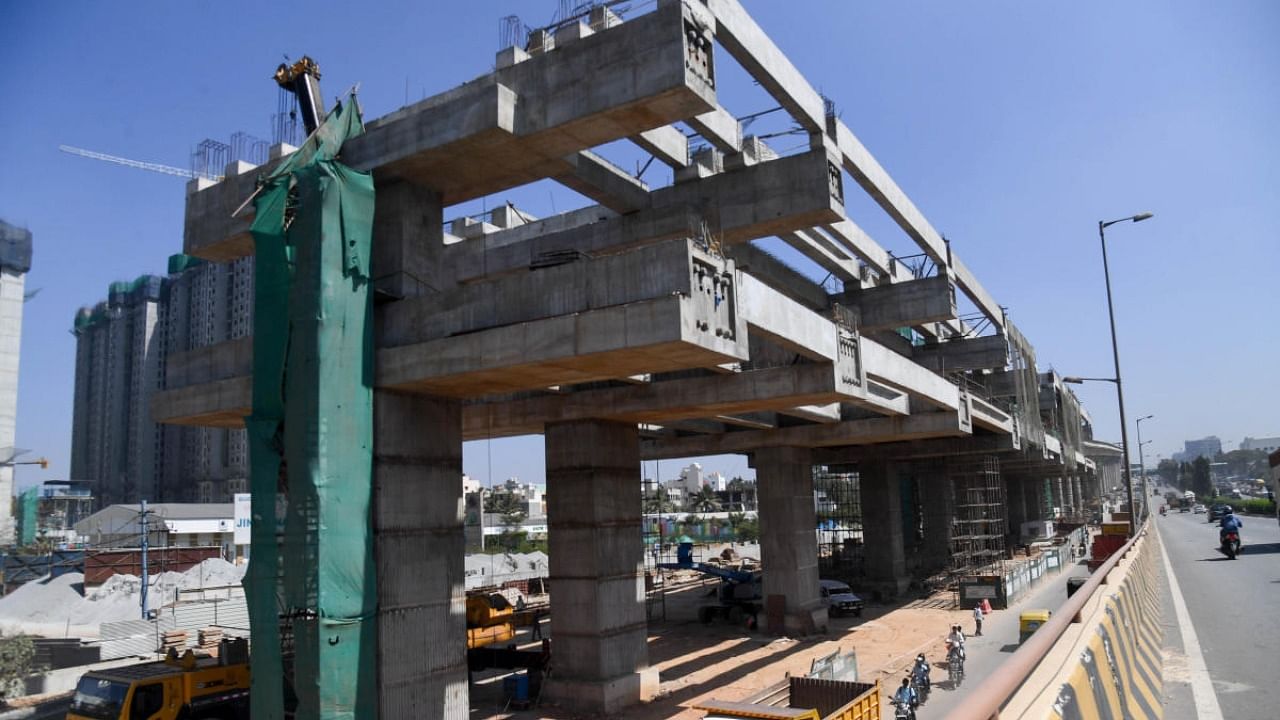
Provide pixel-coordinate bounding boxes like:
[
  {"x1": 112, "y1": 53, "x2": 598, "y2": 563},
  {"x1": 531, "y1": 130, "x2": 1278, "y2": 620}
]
[{"x1": 1156, "y1": 499, "x2": 1280, "y2": 720}]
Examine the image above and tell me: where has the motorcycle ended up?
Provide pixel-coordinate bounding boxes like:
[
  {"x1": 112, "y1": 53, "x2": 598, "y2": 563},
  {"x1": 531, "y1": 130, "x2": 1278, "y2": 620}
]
[
  {"x1": 891, "y1": 698, "x2": 917, "y2": 720},
  {"x1": 1221, "y1": 531, "x2": 1242, "y2": 559},
  {"x1": 910, "y1": 661, "x2": 930, "y2": 704},
  {"x1": 1160, "y1": 506, "x2": 1167, "y2": 516},
  {"x1": 945, "y1": 640, "x2": 965, "y2": 686}
]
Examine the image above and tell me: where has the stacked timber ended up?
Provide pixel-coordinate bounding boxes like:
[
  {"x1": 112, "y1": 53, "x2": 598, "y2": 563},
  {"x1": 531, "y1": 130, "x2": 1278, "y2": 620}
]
[
  {"x1": 198, "y1": 627, "x2": 223, "y2": 656},
  {"x1": 160, "y1": 630, "x2": 188, "y2": 654}
]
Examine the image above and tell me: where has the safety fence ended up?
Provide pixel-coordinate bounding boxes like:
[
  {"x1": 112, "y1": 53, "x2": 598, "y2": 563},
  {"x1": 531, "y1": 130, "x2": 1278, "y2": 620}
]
[{"x1": 947, "y1": 521, "x2": 1163, "y2": 719}]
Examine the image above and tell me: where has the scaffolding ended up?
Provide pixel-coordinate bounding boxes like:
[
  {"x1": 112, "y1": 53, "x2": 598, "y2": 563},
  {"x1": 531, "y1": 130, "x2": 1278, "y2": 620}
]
[
  {"x1": 641, "y1": 469, "x2": 670, "y2": 621},
  {"x1": 814, "y1": 466, "x2": 863, "y2": 583},
  {"x1": 949, "y1": 456, "x2": 1007, "y2": 576}
]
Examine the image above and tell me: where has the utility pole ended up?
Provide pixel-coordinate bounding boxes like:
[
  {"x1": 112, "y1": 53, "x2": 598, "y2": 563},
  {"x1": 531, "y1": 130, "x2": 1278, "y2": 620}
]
[{"x1": 139, "y1": 500, "x2": 153, "y2": 619}]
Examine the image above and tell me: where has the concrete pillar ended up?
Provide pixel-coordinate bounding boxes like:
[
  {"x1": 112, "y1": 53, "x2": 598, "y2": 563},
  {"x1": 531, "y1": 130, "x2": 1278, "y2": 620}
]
[
  {"x1": 1073, "y1": 475, "x2": 1086, "y2": 512},
  {"x1": 917, "y1": 460, "x2": 952, "y2": 573},
  {"x1": 756, "y1": 446, "x2": 826, "y2": 635},
  {"x1": 1062, "y1": 474, "x2": 1075, "y2": 516},
  {"x1": 374, "y1": 391, "x2": 467, "y2": 719},
  {"x1": 860, "y1": 461, "x2": 909, "y2": 599},
  {"x1": 1024, "y1": 477, "x2": 1045, "y2": 522},
  {"x1": 544, "y1": 420, "x2": 657, "y2": 714},
  {"x1": 1005, "y1": 474, "x2": 1027, "y2": 542}
]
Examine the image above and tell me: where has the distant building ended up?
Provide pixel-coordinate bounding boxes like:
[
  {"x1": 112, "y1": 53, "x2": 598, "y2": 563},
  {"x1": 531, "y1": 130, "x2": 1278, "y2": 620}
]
[
  {"x1": 70, "y1": 255, "x2": 254, "y2": 508},
  {"x1": 1083, "y1": 439, "x2": 1123, "y2": 495},
  {"x1": 0, "y1": 219, "x2": 33, "y2": 544},
  {"x1": 74, "y1": 503, "x2": 234, "y2": 550},
  {"x1": 1175, "y1": 436, "x2": 1222, "y2": 462},
  {"x1": 1240, "y1": 436, "x2": 1280, "y2": 453},
  {"x1": 669, "y1": 462, "x2": 727, "y2": 493}
]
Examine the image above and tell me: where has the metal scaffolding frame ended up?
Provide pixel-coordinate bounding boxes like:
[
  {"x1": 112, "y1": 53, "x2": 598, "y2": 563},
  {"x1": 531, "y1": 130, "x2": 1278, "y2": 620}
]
[
  {"x1": 949, "y1": 455, "x2": 1007, "y2": 576},
  {"x1": 814, "y1": 466, "x2": 864, "y2": 583}
]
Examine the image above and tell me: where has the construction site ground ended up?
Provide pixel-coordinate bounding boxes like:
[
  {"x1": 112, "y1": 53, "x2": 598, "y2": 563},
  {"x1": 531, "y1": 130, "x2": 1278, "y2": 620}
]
[{"x1": 470, "y1": 553, "x2": 1090, "y2": 720}]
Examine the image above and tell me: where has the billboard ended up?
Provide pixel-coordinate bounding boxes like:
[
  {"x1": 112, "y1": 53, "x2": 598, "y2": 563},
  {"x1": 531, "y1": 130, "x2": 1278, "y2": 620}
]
[{"x1": 233, "y1": 493, "x2": 251, "y2": 545}]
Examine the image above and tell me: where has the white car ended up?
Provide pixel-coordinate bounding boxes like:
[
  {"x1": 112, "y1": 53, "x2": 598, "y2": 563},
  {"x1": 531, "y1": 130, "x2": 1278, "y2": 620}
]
[
  {"x1": 1192, "y1": 504, "x2": 1207, "y2": 514},
  {"x1": 819, "y1": 579, "x2": 865, "y2": 617}
]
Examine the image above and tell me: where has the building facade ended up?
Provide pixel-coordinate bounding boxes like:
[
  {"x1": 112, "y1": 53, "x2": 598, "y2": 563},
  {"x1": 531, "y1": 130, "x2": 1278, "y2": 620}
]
[
  {"x1": 1240, "y1": 436, "x2": 1280, "y2": 453},
  {"x1": 0, "y1": 219, "x2": 32, "y2": 544},
  {"x1": 70, "y1": 255, "x2": 253, "y2": 508},
  {"x1": 1176, "y1": 436, "x2": 1222, "y2": 462}
]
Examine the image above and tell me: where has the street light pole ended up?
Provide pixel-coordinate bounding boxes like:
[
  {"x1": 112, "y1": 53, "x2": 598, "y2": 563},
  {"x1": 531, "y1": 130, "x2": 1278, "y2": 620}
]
[
  {"x1": 1136, "y1": 414, "x2": 1154, "y2": 514},
  {"x1": 1098, "y1": 212, "x2": 1152, "y2": 535}
]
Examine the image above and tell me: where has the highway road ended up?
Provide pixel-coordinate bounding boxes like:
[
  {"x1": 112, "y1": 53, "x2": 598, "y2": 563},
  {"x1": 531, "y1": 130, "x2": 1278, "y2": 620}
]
[{"x1": 1156, "y1": 495, "x2": 1280, "y2": 720}]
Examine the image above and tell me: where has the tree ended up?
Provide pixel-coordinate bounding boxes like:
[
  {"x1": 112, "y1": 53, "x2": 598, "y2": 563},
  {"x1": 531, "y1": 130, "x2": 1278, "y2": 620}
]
[
  {"x1": 735, "y1": 517, "x2": 760, "y2": 544},
  {"x1": 1191, "y1": 457, "x2": 1213, "y2": 498},
  {"x1": 689, "y1": 486, "x2": 720, "y2": 513},
  {"x1": 644, "y1": 487, "x2": 674, "y2": 514},
  {"x1": 1156, "y1": 459, "x2": 1179, "y2": 487},
  {"x1": 0, "y1": 634, "x2": 37, "y2": 699}
]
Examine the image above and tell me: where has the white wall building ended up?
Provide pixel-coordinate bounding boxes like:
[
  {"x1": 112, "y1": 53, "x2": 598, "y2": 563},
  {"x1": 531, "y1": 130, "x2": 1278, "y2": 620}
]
[
  {"x1": 1240, "y1": 436, "x2": 1280, "y2": 453},
  {"x1": 0, "y1": 219, "x2": 32, "y2": 544}
]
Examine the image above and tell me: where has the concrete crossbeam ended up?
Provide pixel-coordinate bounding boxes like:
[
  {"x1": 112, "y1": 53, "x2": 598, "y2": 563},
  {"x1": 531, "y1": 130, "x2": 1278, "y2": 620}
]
[
  {"x1": 738, "y1": 273, "x2": 836, "y2": 361},
  {"x1": 150, "y1": 377, "x2": 250, "y2": 428},
  {"x1": 450, "y1": 147, "x2": 843, "y2": 285},
  {"x1": 376, "y1": 294, "x2": 747, "y2": 397},
  {"x1": 911, "y1": 333, "x2": 1010, "y2": 373},
  {"x1": 381, "y1": 239, "x2": 736, "y2": 348},
  {"x1": 780, "y1": 229, "x2": 861, "y2": 284},
  {"x1": 184, "y1": 1, "x2": 715, "y2": 261},
  {"x1": 639, "y1": 410, "x2": 967, "y2": 458},
  {"x1": 725, "y1": 243, "x2": 828, "y2": 311},
  {"x1": 842, "y1": 274, "x2": 956, "y2": 332}
]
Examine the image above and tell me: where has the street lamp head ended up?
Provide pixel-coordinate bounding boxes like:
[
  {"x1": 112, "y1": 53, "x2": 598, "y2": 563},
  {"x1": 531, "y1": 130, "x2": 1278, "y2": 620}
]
[
  {"x1": 1131, "y1": 212, "x2": 1154, "y2": 223},
  {"x1": 1063, "y1": 376, "x2": 1083, "y2": 384},
  {"x1": 1138, "y1": 414, "x2": 1154, "y2": 422}
]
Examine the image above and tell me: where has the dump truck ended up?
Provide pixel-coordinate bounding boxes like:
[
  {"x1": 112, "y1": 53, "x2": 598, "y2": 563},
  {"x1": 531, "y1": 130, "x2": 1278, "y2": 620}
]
[
  {"x1": 694, "y1": 676, "x2": 881, "y2": 720},
  {"x1": 66, "y1": 642, "x2": 249, "y2": 720}
]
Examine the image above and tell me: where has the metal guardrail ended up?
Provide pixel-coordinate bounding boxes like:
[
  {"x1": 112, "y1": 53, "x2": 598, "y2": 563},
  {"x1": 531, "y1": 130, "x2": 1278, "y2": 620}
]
[{"x1": 944, "y1": 519, "x2": 1147, "y2": 720}]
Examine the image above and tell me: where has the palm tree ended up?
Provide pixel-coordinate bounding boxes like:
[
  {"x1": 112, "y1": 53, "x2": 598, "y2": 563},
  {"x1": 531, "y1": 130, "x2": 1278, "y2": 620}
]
[
  {"x1": 644, "y1": 487, "x2": 674, "y2": 514},
  {"x1": 689, "y1": 485, "x2": 720, "y2": 513}
]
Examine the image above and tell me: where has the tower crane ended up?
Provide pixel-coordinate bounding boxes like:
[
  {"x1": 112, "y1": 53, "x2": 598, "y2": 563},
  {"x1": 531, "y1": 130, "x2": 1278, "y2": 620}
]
[{"x1": 57, "y1": 145, "x2": 223, "y2": 182}]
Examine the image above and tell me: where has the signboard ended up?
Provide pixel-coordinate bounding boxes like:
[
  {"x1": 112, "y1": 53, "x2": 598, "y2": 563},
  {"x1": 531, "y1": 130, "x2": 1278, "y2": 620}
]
[{"x1": 233, "y1": 493, "x2": 252, "y2": 545}]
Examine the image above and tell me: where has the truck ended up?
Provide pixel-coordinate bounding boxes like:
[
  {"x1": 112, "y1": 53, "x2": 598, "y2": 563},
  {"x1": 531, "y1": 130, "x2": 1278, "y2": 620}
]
[
  {"x1": 694, "y1": 676, "x2": 881, "y2": 720},
  {"x1": 66, "y1": 643, "x2": 249, "y2": 720}
]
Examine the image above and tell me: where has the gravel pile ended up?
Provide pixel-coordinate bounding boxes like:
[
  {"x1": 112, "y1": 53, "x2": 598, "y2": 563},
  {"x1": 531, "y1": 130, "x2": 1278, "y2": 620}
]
[{"x1": 0, "y1": 559, "x2": 246, "y2": 638}]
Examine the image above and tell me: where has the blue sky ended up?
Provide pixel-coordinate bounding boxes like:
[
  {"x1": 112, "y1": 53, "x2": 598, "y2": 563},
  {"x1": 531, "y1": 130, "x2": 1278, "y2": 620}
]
[{"x1": 1, "y1": 1, "x2": 1276, "y2": 490}]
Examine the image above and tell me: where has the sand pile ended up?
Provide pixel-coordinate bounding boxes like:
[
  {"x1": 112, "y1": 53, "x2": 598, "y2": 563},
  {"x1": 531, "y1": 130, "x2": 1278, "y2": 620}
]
[{"x1": 0, "y1": 558, "x2": 246, "y2": 638}]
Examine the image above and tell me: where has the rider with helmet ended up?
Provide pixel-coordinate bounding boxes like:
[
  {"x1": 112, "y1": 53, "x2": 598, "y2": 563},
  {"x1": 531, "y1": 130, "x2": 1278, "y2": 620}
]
[{"x1": 892, "y1": 676, "x2": 919, "y2": 719}]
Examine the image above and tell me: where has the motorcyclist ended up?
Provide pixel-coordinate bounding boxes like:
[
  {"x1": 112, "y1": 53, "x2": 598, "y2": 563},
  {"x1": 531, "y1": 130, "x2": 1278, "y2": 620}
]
[
  {"x1": 892, "y1": 676, "x2": 919, "y2": 719},
  {"x1": 945, "y1": 624, "x2": 967, "y2": 662},
  {"x1": 911, "y1": 653, "x2": 931, "y2": 692},
  {"x1": 1219, "y1": 507, "x2": 1243, "y2": 543}
]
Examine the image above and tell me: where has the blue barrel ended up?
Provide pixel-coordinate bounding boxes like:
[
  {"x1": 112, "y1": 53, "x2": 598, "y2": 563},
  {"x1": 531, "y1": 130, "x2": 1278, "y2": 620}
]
[{"x1": 503, "y1": 671, "x2": 529, "y2": 702}]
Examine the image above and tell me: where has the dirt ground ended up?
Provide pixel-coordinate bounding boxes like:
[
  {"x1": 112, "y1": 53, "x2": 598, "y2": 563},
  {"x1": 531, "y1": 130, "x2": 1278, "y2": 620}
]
[{"x1": 473, "y1": 574, "x2": 976, "y2": 719}]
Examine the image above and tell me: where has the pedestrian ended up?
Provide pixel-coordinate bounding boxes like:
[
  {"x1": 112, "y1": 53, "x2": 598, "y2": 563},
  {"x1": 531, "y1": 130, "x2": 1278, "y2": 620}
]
[
  {"x1": 531, "y1": 611, "x2": 544, "y2": 640},
  {"x1": 973, "y1": 604, "x2": 983, "y2": 636}
]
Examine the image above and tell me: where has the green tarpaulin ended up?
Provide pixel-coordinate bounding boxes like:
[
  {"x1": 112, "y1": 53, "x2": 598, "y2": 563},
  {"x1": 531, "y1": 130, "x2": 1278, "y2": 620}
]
[{"x1": 244, "y1": 92, "x2": 376, "y2": 720}]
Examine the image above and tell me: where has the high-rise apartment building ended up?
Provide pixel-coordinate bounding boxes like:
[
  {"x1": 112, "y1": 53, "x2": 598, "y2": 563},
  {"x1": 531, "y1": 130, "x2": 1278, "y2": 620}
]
[
  {"x1": 0, "y1": 219, "x2": 32, "y2": 544},
  {"x1": 71, "y1": 255, "x2": 253, "y2": 508}
]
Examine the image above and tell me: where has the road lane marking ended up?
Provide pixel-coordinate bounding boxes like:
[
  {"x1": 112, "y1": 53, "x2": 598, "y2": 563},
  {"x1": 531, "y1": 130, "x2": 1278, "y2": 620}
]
[{"x1": 1155, "y1": 525, "x2": 1224, "y2": 720}]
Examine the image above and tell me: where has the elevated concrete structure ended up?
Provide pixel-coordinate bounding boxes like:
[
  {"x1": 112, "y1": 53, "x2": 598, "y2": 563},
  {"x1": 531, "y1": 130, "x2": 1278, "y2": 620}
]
[{"x1": 157, "y1": 1, "x2": 1103, "y2": 715}]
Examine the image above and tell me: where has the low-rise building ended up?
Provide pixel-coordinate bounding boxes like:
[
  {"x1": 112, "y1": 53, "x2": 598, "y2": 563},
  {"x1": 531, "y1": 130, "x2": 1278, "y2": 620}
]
[{"x1": 74, "y1": 503, "x2": 235, "y2": 552}]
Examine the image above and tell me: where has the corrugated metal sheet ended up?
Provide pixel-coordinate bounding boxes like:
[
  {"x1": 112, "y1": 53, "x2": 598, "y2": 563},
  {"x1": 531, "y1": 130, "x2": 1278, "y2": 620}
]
[{"x1": 98, "y1": 598, "x2": 249, "y2": 660}]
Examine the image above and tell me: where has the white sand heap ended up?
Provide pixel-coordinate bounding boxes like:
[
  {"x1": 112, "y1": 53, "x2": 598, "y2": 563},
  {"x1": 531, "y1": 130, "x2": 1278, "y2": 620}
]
[{"x1": 0, "y1": 558, "x2": 246, "y2": 639}]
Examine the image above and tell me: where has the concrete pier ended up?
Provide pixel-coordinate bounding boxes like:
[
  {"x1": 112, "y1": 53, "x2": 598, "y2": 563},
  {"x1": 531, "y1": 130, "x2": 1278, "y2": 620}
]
[
  {"x1": 544, "y1": 420, "x2": 657, "y2": 714},
  {"x1": 860, "y1": 461, "x2": 909, "y2": 598},
  {"x1": 756, "y1": 446, "x2": 826, "y2": 635},
  {"x1": 373, "y1": 391, "x2": 467, "y2": 718}
]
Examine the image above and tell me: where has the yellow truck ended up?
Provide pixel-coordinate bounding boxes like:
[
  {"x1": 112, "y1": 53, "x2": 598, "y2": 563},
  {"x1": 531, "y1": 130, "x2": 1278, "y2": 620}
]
[
  {"x1": 66, "y1": 646, "x2": 249, "y2": 720},
  {"x1": 694, "y1": 676, "x2": 880, "y2": 720}
]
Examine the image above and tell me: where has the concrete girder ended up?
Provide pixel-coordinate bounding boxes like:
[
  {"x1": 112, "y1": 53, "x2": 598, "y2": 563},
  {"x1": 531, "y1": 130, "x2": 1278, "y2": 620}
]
[
  {"x1": 687, "y1": 105, "x2": 743, "y2": 153},
  {"x1": 780, "y1": 229, "x2": 861, "y2": 284},
  {"x1": 725, "y1": 243, "x2": 828, "y2": 311},
  {"x1": 860, "y1": 337, "x2": 960, "y2": 411},
  {"x1": 969, "y1": 394, "x2": 1016, "y2": 434},
  {"x1": 700, "y1": 0, "x2": 827, "y2": 134},
  {"x1": 828, "y1": 119, "x2": 1004, "y2": 330},
  {"x1": 911, "y1": 333, "x2": 1010, "y2": 373},
  {"x1": 458, "y1": 360, "x2": 866, "y2": 440},
  {"x1": 639, "y1": 409, "x2": 969, "y2": 459},
  {"x1": 629, "y1": 126, "x2": 689, "y2": 167},
  {"x1": 183, "y1": 1, "x2": 716, "y2": 261},
  {"x1": 550, "y1": 151, "x2": 652, "y2": 213},
  {"x1": 737, "y1": 273, "x2": 838, "y2": 362},
  {"x1": 812, "y1": 434, "x2": 1019, "y2": 464}
]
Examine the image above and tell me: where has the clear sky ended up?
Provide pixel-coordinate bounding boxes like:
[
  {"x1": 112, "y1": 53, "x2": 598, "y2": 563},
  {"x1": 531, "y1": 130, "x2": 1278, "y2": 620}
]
[{"x1": 1, "y1": 1, "x2": 1276, "y2": 490}]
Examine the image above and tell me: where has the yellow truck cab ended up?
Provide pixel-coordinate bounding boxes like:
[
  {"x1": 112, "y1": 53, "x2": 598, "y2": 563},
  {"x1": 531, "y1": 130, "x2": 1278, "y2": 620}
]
[{"x1": 66, "y1": 647, "x2": 249, "y2": 720}]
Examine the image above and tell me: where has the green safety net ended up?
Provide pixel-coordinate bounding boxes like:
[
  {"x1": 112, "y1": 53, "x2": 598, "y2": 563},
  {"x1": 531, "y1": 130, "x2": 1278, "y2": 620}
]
[
  {"x1": 167, "y1": 253, "x2": 205, "y2": 275},
  {"x1": 244, "y1": 92, "x2": 376, "y2": 720},
  {"x1": 18, "y1": 488, "x2": 39, "y2": 546}
]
